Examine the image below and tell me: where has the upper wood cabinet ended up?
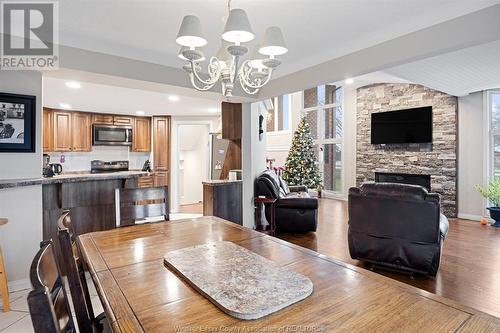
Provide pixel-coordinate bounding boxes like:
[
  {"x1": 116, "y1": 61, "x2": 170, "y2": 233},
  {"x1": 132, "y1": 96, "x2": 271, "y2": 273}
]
[
  {"x1": 133, "y1": 117, "x2": 151, "y2": 152},
  {"x1": 52, "y1": 111, "x2": 73, "y2": 151},
  {"x1": 221, "y1": 102, "x2": 242, "y2": 140},
  {"x1": 43, "y1": 108, "x2": 53, "y2": 152},
  {"x1": 92, "y1": 114, "x2": 113, "y2": 125},
  {"x1": 113, "y1": 116, "x2": 133, "y2": 126},
  {"x1": 43, "y1": 109, "x2": 152, "y2": 153},
  {"x1": 72, "y1": 112, "x2": 92, "y2": 152}
]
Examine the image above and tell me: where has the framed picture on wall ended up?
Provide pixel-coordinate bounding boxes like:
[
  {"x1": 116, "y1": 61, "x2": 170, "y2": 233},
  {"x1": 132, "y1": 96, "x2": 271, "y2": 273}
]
[{"x1": 0, "y1": 92, "x2": 36, "y2": 152}]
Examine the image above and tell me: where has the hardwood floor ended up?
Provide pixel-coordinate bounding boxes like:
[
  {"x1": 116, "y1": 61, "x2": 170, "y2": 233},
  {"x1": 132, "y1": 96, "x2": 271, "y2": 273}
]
[
  {"x1": 277, "y1": 198, "x2": 500, "y2": 318},
  {"x1": 179, "y1": 202, "x2": 203, "y2": 214}
]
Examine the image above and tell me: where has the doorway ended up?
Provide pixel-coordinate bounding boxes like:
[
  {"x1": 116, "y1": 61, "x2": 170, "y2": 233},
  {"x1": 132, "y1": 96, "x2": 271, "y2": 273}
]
[{"x1": 177, "y1": 124, "x2": 210, "y2": 214}]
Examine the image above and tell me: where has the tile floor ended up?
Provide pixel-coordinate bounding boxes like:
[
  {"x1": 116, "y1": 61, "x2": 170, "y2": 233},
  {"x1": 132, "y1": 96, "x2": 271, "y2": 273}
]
[{"x1": 0, "y1": 274, "x2": 104, "y2": 333}]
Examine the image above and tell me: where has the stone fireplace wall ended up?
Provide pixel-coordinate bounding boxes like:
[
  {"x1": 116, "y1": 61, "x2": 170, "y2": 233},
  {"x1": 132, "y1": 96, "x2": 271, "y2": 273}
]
[{"x1": 356, "y1": 83, "x2": 458, "y2": 216}]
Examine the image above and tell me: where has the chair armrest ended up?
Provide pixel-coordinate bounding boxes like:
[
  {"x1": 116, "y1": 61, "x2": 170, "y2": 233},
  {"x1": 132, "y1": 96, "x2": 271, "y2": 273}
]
[
  {"x1": 439, "y1": 214, "x2": 449, "y2": 238},
  {"x1": 289, "y1": 185, "x2": 307, "y2": 193},
  {"x1": 277, "y1": 197, "x2": 318, "y2": 209}
]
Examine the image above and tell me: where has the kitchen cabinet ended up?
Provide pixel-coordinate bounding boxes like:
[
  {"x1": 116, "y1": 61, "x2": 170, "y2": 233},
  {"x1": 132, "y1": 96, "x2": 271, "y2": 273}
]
[
  {"x1": 92, "y1": 114, "x2": 113, "y2": 125},
  {"x1": 52, "y1": 111, "x2": 72, "y2": 151},
  {"x1": 132, "y1": 117, "x2": 151, "y2": 152},
  {"x1": 43, "y1": 108, "x2": 53, "y2": 152},
  {"x1": 72, "y1": 112, "x2": 92, "y2": 152},
  {"x1": 43, "y1": 109, "x2": 152, "y2": 153},
  {"x1": 113, "y1": 116, "x2": 133, "y2": 126},
  {"x1": 153, "y1": 116, "x2": 171, "y2": 187}
]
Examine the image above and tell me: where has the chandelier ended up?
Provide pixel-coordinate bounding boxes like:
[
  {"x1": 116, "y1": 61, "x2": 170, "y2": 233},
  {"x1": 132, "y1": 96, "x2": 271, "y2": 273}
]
[{"x1": 175, "y1": 1, "x2": 288, "y2": 98}]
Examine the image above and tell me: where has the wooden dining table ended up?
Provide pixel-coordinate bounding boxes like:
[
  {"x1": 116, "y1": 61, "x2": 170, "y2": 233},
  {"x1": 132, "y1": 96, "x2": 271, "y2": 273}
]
[{"x1": 78, "y1": 216, "x2": 500, "y2": 333}]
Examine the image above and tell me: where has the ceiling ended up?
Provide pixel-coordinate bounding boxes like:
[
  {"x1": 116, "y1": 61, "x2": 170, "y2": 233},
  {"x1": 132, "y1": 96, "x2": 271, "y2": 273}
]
[
  {"x1": 385, "y1": 41, "x2": 500, "y2": 96},
  {"x1": 43, "y1": 76, "x2": 222, "y2": 116},
  {"x1": 58, "y1": 0, "x2": 500, "y2": 79}
]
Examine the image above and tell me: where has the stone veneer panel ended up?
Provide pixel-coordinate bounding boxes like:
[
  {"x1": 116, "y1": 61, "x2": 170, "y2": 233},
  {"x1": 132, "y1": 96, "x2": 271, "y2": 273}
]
[{"x1": 356, "y1": 83, "x2": 457, "y2": 217}]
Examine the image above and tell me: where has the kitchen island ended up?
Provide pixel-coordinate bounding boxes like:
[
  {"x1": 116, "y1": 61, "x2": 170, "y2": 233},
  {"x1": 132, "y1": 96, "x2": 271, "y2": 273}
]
[
  {"x1": 37, "y1": 171, "x2": 148, "y2": 268},
  {"x1": 203, "y1": 179, "x2": 242, "y2": 225}
]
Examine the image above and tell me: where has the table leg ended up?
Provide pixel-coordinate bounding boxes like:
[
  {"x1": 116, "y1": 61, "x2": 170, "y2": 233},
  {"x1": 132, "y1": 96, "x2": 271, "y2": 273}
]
[{"x1": 0, "y1": 246, "x2": 10, "y2": 312}]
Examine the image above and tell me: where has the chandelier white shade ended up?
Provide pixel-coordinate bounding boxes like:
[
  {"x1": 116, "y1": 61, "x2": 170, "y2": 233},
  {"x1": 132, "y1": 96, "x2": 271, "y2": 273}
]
[
  {"x1": 260, "y1": 27, "x2": 288, "y2": 56},
  {"x1": 176, "y1": 15, "x2": 207, "y2": 48},
  {"x1": 222, "y1": 9, "x2": 254, "y2": 44},
  {"x1": 175, "y1": 3, "x2": 288, "y2": 98}
]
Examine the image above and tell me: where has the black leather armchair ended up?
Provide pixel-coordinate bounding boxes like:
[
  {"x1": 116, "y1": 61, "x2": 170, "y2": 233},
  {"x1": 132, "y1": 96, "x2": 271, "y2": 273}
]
[
  {"x1": 348, "y1": 183, "x2": 449, "y2": 276},
  {"x1": 255, "y1": 170, "x2": 318, "y2": 233}
]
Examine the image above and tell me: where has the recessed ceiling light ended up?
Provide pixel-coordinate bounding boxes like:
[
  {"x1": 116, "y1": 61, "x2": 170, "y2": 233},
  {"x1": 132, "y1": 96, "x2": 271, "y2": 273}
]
[
  {"x1": 65, "y1": 81, "x2": 81, "y2": 89},
  {"x1": 345, "y1": 78, "x2": 354, "y2": 85},
  {"x1": 208, "y1": 108, "x2": 218, "y2": 113},
  {"x1": 136, "y1": 110, "x2": 145, "y2": 116},
  {"x1": 59, "y1": 103, "x2": 72, "y2": 109},
  {"x1": 168, "y1": 95, "x2": 179, "y2": 102}
]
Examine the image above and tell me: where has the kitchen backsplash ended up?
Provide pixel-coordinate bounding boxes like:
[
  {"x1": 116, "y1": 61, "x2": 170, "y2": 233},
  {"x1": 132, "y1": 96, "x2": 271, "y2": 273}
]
[{"x1": 48, "y1": 146, "x2": 151, "y2": 172}]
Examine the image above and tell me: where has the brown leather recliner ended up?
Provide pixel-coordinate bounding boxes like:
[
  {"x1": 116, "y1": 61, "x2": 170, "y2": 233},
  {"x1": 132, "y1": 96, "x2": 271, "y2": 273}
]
[
  {"x1": 348, "y1": 183, "x2": 449, "y2": 276},
  {"x1": 255, "y1": 170, "x2": 318, "y2": 233}
]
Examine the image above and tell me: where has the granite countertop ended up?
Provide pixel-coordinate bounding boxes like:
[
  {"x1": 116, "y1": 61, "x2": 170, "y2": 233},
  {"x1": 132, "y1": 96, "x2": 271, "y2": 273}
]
[
  {"x1": 202, "y1": 179, "x2": 243, "y2": 186},
  {"x1": 0, "y1": 170, "x2": 149, "y2": 189},
  {"x1": 164, "y1": 241, "x2": 313, "y2": 320}
]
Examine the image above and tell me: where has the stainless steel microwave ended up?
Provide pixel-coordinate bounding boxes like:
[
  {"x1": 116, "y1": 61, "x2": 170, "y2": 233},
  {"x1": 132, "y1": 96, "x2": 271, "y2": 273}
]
[{"x1": 93, "y1": 125, "x2": 133, "y2": 146}]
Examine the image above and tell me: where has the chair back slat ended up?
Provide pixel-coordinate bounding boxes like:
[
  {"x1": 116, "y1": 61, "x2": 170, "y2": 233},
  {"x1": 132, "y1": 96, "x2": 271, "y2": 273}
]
[
  {"x1": 28, "y1": 240, "x2": 75, "y2": 333},
  {"x1": 115, "y1": 186, "x2": 169, "y2": 226},
  {"x1": 58, "y1": 210, "x2": 95, "y2": 333}
]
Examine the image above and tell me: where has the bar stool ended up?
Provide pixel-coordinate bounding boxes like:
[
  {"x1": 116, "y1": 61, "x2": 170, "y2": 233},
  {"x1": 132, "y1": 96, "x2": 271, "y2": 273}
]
[{"x1": 0, "y1": 218, "x2": 9, "y2": 312}]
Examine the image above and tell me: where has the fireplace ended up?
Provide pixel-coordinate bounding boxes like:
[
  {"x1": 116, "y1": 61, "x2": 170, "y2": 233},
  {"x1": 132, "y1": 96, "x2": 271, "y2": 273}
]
[{"x1": 375, "y1": 172, "x2": 431, "y2": 191}]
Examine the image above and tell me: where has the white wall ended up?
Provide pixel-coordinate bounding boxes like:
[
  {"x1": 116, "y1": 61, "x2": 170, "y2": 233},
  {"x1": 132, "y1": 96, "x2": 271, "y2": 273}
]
[
  {"x1": 170, "y1": 116, "x2": 220, "y2": 212},
  {"x1": 265, "y1": 92, "x2": 302, "y2": 167},
  {"x1": 242, "y1": 102, "x2": 267, "y2": 228},
  {"x1": 342, "y1": 85, "x2": 358, "y2": 197},
  {"x1": 48, "y1": 146, "x2": 150, "y2": 172},
  {"x1": 0, "y1": 71, "x2": 43, "y2": 290},
  {"x1": 458, "y1": 92, "x2": 487, "y2": 220},
  {"x1": 178, "y1": 125, "x2": 209, "y2": 205}
]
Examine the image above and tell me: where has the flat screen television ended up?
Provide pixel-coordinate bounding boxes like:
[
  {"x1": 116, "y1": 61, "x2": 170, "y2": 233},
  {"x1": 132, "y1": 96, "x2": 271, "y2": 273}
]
[{"x1": 371, "y1": 106, "x2": 432, "y2": 144}]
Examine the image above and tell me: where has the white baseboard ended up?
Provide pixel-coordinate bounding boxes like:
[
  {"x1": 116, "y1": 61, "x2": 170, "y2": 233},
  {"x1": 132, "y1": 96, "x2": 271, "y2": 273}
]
[
  {"x1": 457, "y1": 213, "x2": 485, "y2": 222},
  {"x1": 8, "y1": 278, "x2": 31, "y2": 292}
]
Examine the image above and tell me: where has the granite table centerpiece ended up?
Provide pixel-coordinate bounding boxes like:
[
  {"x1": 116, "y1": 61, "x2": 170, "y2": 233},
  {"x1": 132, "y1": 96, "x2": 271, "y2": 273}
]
[{"x1": 163, "y1": 241, "x2": 313, "y2": 320}]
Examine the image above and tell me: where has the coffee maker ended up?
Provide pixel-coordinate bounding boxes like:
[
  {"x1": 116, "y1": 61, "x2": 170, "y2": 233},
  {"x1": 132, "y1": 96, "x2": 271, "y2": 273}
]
[{"x1": 43, "y1": 154, "x2": 55, "y2": 178}]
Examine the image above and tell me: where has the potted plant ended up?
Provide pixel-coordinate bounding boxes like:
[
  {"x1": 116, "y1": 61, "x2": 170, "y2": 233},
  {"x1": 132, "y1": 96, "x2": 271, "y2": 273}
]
[{"x1": 476, "y1": 179, "x2": 500, "y2": 227}]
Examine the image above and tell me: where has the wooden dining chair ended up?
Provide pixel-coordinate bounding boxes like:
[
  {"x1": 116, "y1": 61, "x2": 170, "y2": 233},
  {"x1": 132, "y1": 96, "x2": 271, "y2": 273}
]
[
  {"x1": 57, "y1": 210, "x2": 109, "y2": 333},
  {"x1": 27, "y1": 240, "x2": 76, "y2": 333},
  {"x1": 114, "y1": 186, "x2": 169, "y2": 227}
]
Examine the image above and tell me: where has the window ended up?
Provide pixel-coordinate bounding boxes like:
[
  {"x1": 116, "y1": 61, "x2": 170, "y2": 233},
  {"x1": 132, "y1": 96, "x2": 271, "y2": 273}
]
[
  {"x1": 266, "y1": 94, "x2": 292, "y2": 132},
  {"x1": 490, "y1": 91, "x2": 500, "y2": 179},
  {"x1": 302, "y1": 85, "x2": 344, "y2": 195}
]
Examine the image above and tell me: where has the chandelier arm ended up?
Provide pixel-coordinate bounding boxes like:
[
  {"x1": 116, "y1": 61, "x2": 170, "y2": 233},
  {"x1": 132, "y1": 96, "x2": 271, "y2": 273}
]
[
  {"x1": 189, "y1": 73, "x2": 216, "y2": 91},
  {"x1": 238, "y1": 60, "x2": 274, "y2": 89},
  {"x1": 190, "y1": 57, "x2": 222, "y2": 86},
  {"x1": 238, "y1": 75, "x2": 261, "y2": 94}
]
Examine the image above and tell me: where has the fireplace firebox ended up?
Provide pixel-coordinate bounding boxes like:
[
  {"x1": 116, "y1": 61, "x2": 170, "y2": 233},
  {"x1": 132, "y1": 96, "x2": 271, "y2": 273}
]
[{"x1": 375, "y1": 172, "x2": 431, "y2": 191}]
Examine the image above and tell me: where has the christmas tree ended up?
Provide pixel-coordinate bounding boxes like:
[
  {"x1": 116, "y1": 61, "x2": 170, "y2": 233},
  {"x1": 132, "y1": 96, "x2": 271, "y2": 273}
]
[{"x1": 283, "y1": 117, "x2": 322, "y2": 188}]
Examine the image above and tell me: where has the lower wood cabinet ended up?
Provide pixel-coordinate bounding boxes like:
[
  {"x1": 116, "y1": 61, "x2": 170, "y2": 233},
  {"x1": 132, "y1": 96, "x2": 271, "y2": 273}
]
[
  {"x1": 153, "y1": 172, "x2": 169, "y2": 187},
  {"x1": 203, "y1": 182, "x2": 242, "y2": 225},
  {"x1": 137, "y1": 175, "x2": 154, "y2": 188}
]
